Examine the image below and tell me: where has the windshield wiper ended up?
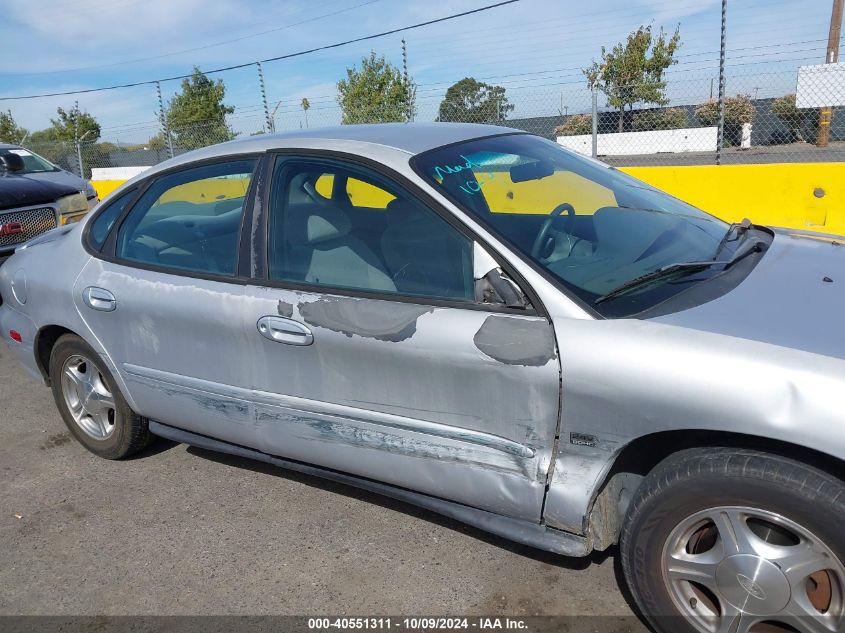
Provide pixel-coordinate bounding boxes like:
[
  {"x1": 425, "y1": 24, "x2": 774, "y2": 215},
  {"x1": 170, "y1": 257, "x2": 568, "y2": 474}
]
[
  {"x1": 713, "y1": 217, "x2": 753, "y2": 260},
  {"x1": 594, "y1": 238, "x2": 768, "y2": 306},
  {"x1": 594, "y1": 261, "x2": 716, "y2": 305}
]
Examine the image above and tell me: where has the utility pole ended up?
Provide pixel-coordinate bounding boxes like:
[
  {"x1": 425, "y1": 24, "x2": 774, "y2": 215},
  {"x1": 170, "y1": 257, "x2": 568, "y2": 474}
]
[
  {"x1": 818, "y1": 0, "x2": 844, "y2": 147},
  {"x1": 401, "y1": 38, "x2": 412, "y2": 121},
  {"x1": 716, "y1": 0, "x2": 727, "y2": 165}
]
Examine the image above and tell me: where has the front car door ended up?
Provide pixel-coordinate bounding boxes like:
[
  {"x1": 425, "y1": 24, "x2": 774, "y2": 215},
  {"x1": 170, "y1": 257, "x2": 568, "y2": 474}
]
[
  {"x1": 241, "y1": 153, "x2": 561, "y2": 521},
  {"x1": 75, "y1": 157, "x2": 259, "y2": 447}
]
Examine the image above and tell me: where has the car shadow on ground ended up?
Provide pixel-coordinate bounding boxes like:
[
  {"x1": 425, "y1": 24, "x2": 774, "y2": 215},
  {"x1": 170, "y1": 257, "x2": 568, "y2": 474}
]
[
  {"x1": 126, "y1": 436, "x2": 179, "y2": 459},
  {"x1": 184, "y1": 444, "x2": 614, "y2": 572}
]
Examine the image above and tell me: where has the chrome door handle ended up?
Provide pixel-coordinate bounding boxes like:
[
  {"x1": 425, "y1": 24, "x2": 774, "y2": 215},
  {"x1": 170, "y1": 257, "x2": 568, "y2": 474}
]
[
  {"x1": 83, "y1": 287, "x2": 116, "y2": 312},
  {"x1": 257, "y1": 316, "x2": 314, "y2": 346}
]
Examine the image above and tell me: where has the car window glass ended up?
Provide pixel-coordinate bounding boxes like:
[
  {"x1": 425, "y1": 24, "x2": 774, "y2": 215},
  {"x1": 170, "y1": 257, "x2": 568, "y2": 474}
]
[
  {"x1": 315, "y1": 174, "x2": 397, "y2": 209},
  {"x1": 115, "y1": 160, "x2": 255, "y2": 275},
  {"x1": 89, "y1": 188, "x2": 136, "y2": 250},
  {"x1": 268, "y1": 159, "x2": 473, "y2": 301},
  {"x1": 1, "y1": 148, "x2": 57, "y2": 173}
]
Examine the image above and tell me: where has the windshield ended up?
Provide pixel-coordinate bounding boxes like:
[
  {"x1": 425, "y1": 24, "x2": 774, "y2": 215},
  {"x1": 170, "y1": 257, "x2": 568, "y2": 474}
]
[
  {"x1": 413, "y1": 134, "x2": 728, "y2": 317},
  {"x1": 0, "y1": 148, "x2": 58, "y2": 173}
]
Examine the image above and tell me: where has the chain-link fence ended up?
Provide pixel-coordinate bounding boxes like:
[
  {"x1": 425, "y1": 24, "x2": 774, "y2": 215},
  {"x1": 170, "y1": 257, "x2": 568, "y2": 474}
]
[{"x1": 18, "y1": 66, "x2": 845, "y2": 181}]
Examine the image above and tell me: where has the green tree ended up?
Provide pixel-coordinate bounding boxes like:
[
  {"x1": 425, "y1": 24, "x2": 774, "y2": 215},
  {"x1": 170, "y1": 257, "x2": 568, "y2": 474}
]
[
  {"x1": 585, "y1": 25, "x2": 681, "y2": 132},
  {"x1": 771, "y1": 94, "x2": 818, "y2": 142},
  {"x1": 0, "y1": 110, "x2": 28, "y2": 144},
  {"x1": 31, "y1": 105, "x2": 101, "y2": 144},
  {"x1": 437, "y1": 77, "x2": 513, "y2": 123},
  {"x1": 27, "y1": 105, "x2": 102, "y2": 175},
  {"x1": 301, "y1": 97, "x2": 310, "y2": 128},
  {"x1": 166, "y1": 66, "x2": 235, "y2": 150},
  {"x1": 337, "y1": 52, "x2": 415, "y2": 124}
]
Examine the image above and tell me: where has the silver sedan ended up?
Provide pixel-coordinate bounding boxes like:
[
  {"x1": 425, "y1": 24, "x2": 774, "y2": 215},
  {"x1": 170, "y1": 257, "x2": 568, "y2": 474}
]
[{"x1": 2, "y1": 123, "x2": 844, "y2": 633}]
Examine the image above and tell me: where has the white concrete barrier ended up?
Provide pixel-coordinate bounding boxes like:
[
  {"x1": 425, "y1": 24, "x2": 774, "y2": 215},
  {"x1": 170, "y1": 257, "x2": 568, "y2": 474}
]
[
  {"x1": 90, "y1": 166, "x2": 151, "y2": 180},
  {"x1": 557, "y1": 126, "x2": 719, "y2": 156}
]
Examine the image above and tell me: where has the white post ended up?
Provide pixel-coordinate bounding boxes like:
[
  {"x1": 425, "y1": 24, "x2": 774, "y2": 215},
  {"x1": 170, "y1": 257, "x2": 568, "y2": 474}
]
[{"x1": 741, "y1": 122, "x2": 752, "y2": 149}]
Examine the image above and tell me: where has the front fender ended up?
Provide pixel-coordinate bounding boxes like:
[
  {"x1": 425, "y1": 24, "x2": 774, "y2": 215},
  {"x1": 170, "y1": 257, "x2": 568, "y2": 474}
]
[{"x1": 543, "y1": 317, "x2": 845, "y2": 534}]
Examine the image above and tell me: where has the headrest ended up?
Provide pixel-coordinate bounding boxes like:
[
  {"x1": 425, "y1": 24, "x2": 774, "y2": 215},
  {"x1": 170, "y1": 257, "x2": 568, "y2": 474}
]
[
  {"x1": 385, "y1": 198, "x2": 427, "y2": 227},
  {"x1": 286, "y1": 203, "x2": 352, "y2": 246}
]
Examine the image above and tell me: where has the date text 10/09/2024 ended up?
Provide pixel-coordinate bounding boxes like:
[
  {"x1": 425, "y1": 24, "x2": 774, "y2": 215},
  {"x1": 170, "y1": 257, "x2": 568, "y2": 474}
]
[{"x1": 307, "y1": 617, "x2": 529, "y2": 630}]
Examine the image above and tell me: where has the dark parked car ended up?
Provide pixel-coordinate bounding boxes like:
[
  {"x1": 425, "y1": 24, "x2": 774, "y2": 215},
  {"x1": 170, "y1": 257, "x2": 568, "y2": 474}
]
[{"x1": 0, "y1": 149, "x2": 91, "y2": 259}]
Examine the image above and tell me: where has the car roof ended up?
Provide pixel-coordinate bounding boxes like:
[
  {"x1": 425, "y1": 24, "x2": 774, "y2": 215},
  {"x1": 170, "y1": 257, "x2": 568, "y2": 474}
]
[
  {"x1": 0, "y1": 143, "x2": 22, "y2": 150},
  {"x1": 243, "y1": 122, "x2": 519, "y2": 154}
]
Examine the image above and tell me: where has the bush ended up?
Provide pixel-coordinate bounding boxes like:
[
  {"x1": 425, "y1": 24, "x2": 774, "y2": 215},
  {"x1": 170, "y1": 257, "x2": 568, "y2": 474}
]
[
  {"x1": 696, "y1": 95, "x2": 756, "y2": 146},
  {"x1": 554, "y1": 114, "x2": 592, "y2": 136},
  {"x1": 771, "y1": 94, "x2": 818, "y2": 143},
  {"x1": 632, "y1": 107, "x2": 688, "y2": 131},
  {"x1": 695, "y1": 94, "x2": 755, "y2": 126}
]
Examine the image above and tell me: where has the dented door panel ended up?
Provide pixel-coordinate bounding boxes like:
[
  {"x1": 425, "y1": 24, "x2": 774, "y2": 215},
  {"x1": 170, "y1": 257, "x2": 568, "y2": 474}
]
[
  {"x1": 242, "y1": 287, "x2": 560, "y2": 521},
  {"x1": 74, "y1": 258, "x2": 257, "y2": 449}
]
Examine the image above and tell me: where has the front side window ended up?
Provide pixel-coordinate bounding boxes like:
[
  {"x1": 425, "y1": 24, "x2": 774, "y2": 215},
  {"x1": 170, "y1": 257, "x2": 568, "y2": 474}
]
[
  {"x1": 267, "y1": 158, "x2": 473, "y2": 301},
  {"x1": 115, "y1": 160, "x2": 255, "y2": 275},
  {"x1": 413, "y1": 134, "x2": 730, "y2": 316}
]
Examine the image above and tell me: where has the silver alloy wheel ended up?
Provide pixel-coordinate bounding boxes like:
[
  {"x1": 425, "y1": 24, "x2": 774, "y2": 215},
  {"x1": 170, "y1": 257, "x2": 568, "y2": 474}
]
[
  {"x1": 662, "y1": 505, "x2": 845, "y2": 633},
  {"x1": 60, "y1": 354, "x2": 118, "y2": 440}
]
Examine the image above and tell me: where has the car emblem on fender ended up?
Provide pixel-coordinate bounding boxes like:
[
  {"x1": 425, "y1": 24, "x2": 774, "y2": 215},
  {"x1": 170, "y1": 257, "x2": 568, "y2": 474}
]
[
  {"x1": 0, "y1": 222, "x2": 23, "y2": 236},
  {"x1": 737, "y1": 574, "x2": 768, "y2": 601}
]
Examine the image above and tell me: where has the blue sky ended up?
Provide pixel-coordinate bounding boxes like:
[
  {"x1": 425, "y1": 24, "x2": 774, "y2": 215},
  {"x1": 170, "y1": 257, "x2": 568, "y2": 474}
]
[{"x1": 0, "y1": 0, "x2": 839, "y2": 142}]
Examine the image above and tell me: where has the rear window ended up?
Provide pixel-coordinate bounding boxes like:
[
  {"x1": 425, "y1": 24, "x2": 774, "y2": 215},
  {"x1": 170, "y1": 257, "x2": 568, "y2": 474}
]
[{"x1": 88, "y1": 189, "x2": 137, "y2": 250}]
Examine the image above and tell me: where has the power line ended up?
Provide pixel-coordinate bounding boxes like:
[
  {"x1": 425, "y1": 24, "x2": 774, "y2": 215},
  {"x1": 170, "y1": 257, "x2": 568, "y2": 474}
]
[
  {"x1": 0, "y1": 0, "x2": 519, "y2": 101},
  {"x1": 0, "y1": 0, "x2": 381, "y2": 77}
]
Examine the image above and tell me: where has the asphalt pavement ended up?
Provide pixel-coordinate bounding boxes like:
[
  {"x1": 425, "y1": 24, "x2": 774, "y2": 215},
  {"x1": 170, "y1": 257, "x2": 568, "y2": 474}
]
[{"x1": 0, "y1": 345, "x2": 645, "y2": 627}]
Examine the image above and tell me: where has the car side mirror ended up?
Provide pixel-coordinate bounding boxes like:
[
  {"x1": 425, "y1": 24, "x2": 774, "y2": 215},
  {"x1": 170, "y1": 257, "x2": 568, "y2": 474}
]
[
  {"x1": 0, "y1": 152, "x2": 25, "y2": 173},
  {"x1": 473, "y1": 242, "x2": 530, "y2": 309}
]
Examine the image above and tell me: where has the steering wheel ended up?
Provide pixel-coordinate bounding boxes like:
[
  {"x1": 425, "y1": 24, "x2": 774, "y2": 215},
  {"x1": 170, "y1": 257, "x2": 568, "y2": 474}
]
[{"x1": 531, "y1": 203, "x2": 576, "y2": 260}]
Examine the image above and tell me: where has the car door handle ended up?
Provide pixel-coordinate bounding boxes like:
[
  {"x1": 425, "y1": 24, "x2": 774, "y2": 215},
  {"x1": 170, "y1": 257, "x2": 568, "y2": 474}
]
[
  {"x1": 83, "y1": 287, "x2": 116, "y2": 312},
  {"x1": 257, "y1": 316, "x2": 314, "y2": 346}
]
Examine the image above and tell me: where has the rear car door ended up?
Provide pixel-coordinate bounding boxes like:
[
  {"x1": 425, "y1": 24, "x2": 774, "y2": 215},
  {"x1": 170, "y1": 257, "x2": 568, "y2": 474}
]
[
  {"x1": 75, "y1": 158, "x2": 259, "y2": 448},
  {"x1": 241, "y1": 154, "x2": 561, "y2": 521}
]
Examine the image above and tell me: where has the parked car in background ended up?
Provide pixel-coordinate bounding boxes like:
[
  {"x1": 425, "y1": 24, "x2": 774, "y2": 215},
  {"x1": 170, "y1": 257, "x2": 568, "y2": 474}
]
[
  {"x1": 0, "y1": 144, "x2": 98, "y2": 207},
  {"x1": 2, "y1": 123, "x2": 844, "y2": 633},
  {"x1": 0, "y1": 149, "x2": 91, "y2": 260}
]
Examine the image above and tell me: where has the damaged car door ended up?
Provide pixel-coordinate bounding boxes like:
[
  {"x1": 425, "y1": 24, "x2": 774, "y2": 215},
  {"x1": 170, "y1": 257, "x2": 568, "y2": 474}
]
[
  {"x1": 74, "y1": 158, "x2": 258, "y2": 447},
  {"x1": 241, "y1": 155, "x2": 560, "y2": 521}
]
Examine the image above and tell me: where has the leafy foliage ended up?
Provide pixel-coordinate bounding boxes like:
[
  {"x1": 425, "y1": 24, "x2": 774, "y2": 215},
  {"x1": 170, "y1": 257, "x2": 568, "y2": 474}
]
[
  {"x1": 771, "y1": 94, "x2": 818, "y2": 142},
  {"x1": 337, "y1": 52, "x2": 415, "y2": 124},
  {"x1": 696, "y1": 95, "x2": 756, "y2": 146},
  {"x1": 437, "y1": 77, "x2": 513, "y2": 122},
  {"x1": 0, "y1": 111, "x2": 28, "y2": 144},
  {"x1": 24, "y1": 105, "x2": 103, "y2": 176},
  {"x1": 166, "y1": 67, "x2": 235, "y2": 150},
  {"x1": 554, "y1": 114, "x2": 592, "y2": 137},
  {"x1": 632, "y1": 107, "x2": 688, "y2": 131},
  {"x1": 29, "y1": 105, "x2": 101, "y2": 144},
  {"x1": 585, "y1": 25, "x2": 681, "y2": 132},
  {"x1": 696, "y1": 94, "x2": 756, "y2": 126},
  {"x1": 301, "y1": 97, "x2": 310, "y2": 128}
]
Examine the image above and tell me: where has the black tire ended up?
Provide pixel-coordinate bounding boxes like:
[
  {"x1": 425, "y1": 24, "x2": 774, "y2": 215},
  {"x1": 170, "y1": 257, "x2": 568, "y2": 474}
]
[
  {"x1": 620, "y1": 447, "x2": 845, "y2": 633},
  {"x1": 49, "y1": 333, "x2": 152, "y2": 459}
]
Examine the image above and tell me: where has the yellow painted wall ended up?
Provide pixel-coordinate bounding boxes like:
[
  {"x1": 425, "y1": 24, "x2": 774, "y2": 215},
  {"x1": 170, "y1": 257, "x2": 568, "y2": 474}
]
[
  {"x1": 92, "y1": 162, "x2": 845, "y2": 236},
  {"x1": 620, "y1": 163, "x2": 845, "y2": 235}
]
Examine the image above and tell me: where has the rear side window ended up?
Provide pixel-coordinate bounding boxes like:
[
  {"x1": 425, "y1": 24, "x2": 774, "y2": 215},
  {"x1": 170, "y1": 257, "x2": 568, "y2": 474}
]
[
  {"x1": 88, "y1": 188, "x2": 136, "y2": 250},
  {"x1": 115, "y1": 160, "x2": 256, "y2": 276}
]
